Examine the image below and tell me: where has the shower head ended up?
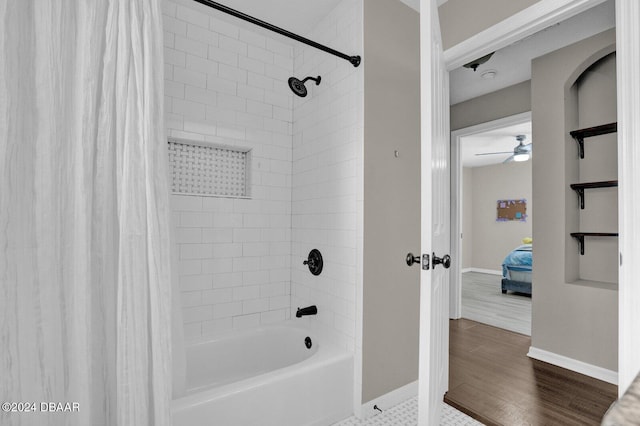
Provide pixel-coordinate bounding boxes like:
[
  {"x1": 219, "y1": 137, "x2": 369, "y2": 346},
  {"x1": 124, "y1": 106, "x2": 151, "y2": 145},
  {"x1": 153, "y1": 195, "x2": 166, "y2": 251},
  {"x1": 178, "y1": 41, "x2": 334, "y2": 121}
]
[{"x1": 288, "y1": 76, "x2": 321, "y2": 97}]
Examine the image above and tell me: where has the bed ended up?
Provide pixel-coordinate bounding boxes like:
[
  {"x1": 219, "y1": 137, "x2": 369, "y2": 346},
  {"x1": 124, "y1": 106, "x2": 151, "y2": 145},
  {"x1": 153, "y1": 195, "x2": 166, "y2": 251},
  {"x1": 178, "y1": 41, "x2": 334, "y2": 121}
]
[{"x1": 501, "y1": 244, "x2": 532, "y2": 295}]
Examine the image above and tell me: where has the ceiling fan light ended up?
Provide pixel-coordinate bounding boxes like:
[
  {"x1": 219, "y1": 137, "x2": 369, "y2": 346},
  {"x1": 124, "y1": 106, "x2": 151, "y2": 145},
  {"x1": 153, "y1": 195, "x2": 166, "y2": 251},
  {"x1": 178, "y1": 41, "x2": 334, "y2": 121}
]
[{"x1": 513, "y1": 152, "x2": 530, "y2": 162}]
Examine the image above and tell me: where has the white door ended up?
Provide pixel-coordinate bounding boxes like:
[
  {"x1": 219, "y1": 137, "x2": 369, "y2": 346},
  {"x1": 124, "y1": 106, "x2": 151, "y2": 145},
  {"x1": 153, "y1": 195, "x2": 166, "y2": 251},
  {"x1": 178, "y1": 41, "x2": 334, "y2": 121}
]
[{"x1": 418, "y1": 0, "x2": 450, "y2": 424}]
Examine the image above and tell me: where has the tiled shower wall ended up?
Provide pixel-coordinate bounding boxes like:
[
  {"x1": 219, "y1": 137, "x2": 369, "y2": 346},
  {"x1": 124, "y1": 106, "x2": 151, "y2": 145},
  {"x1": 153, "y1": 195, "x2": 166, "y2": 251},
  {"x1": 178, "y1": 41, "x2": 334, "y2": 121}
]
[
  {"x1": 163, "y1": 0, "x2": 294, "y2": 339},
  {"x1": 290, "y1": 0, "x2": 364, "y2": 353}
]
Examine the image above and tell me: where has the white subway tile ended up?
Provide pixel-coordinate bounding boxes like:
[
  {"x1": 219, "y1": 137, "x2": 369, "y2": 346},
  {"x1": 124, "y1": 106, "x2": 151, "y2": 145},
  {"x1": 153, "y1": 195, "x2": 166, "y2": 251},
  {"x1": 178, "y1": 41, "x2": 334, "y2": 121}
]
[
  {"x1": 273, "y1": 106, "x2": 291, "y2": 122},
  {"x1": 172, "y1": 98, "x2": 206, "y2": 120},
  {"x1": 164, "y1": 47, "x2": 186, "y2": 67},
  {"x1": 187, "y1": 23, "x2": 219, "y2": 46},
  {"x1": 163, "y1": 16, "x2": 187, "y2": 36},
  {"x1": 208, "y1": 45, "x2": 238, "y2": 67},
  {"x1": 201, "y1": 318, "x2": 232, "y2": 335},
  {"x1": 233, "y1": 285, "x2": 260, "y2": 301},
  {"x1": 181, "y1": 211, "x2": 213, "y2": 227},
  {"x1": 201, "y1": 258, "x2": 233, "y2": 274},
  {"x1": 212, "y1": 213, "x2": 243, "y2": 228},
  {"x1": 171, "y1": 194, "x2": 203, "y2": 211},
  {"x1": 264, "y1": 90, "x2": 291, "y2": 109},
  {"x1": 243, "y1": 298, "x2": 269, "y2": 315},
  {"x1": 212, "y1": 271, "x2": 243, "y2": 288},
  {"x1": 178, "y1": 259, "x2": 202, "y2": 276},
  {"x1": 238, "y1": 56, "x2": 266, "y2": 75},
  {"x1": 242, "y1": 270, "x2": 269, "y2": 286},
  {"x1": 210, "y1": 16, "x2": 240, "y2": 39},
  {"x1": 235, "y1": 111, "x2": 264, "y2": 129},
  {"x1": 237, "y1": 84, "x2": 264, "y2": 103},
  {"x1": 269, "y1": 268, "x2": 290, "y2": 283},
  {"x1": 165, "y1": 80, "x2": 185, "y2": 99},
  {"x1": 170, "y1": 129, "x2": 205, "y2": 141},
  {"x1": 246, "y1": 100, "x2": 273, "y2": 118},
  {"x1": 164, "y1": 31, "x2": 175, "y2": 48},
  {"x1": 202, "y1": 288, "x2": 233, "y2": 305},
  {"x1": 219, "y1": 35, "x2": 248, "y2": 56},
  {"x1": 260, "y1": 282, "x2": 286, "y2": 299},
  {"x1": 243, "y1": 242, "x2": 269, "y2": 257},
  {"x1": 233, "y1": 313, "x2": 260, "y2": 329},
  {"x1": 269, "y1": 295, "x2": 290, "y2": 310},
  {"x1": 232, "y1": 257, "x2": 261, "y2": 272},
  {"x1": 175, "y1": 228, "x2": 202, "y2": 244},
  {"x1": 260, "y1": 309, "x2": 286, "y2": 324},
  {"x1": 186, "y1": 54, "x2": 219, "y2": 76},
  {"x1": 180, "y1": 244, "x2": 213, "y2": 260},
  {"x1": 265, "y1": 38, "x2": 292, "y2": 57},
  {"x1": 233, "y1": 228, "x2": 261, "y2": 242},
  {"x1": 274, "y1": 54, "x2": 293, "y2": 71},
  {"x1": 248, "y1": 45, "x2": 274, "y2": 64},
  {"x1": 217, "y1": 94, "x2": 246, "y2": 113},
  {"x1": 176, "y1": 5, "x2": 209, "y2": 28},
  {"x1": 212, "y1": 242, "x2": 242, "y2": 258},
  {"x1": 205, "y1": 74, "x2": 237, "y2": 96},
  {"x1": 175, "y1": 35, "x2": 208, "y2": 58},
  {"x1": 183, "y1": 305, "x2": 213, "y2": 323},
  {"x1": 181, "y1": 291, "x2": 202, "y2": 308},
  {"x1": 174, "y1": 67, "x2": 207, "y2": 88},
  {"x1": 180, "y1": 274, "x2": 212, "y2": 291},
  {"x1": 165, "y1": 64, "x2": 174, "y2": 81},
  {"x1": 219, "y1": 63, "x2": 247, "y2": 84},
  {"x1": 202, "y1": 228, "x2": 233, "y2": 243},
  {"x1": 243, "y1": 214, "x2": 270, "y2": 228},
  {"x1": 166, "y1": 111, "x2": 183, "y2": 131},
  {"x1": 201, "y1": 197, "x2": 234, "y2": 212}
]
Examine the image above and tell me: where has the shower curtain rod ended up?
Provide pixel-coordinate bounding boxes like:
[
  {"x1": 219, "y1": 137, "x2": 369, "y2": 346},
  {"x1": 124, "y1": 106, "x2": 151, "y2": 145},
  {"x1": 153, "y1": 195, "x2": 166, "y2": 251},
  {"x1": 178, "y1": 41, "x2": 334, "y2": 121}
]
[{"x1": 192, "y1": 0, "x2": 361, "y2": 67}]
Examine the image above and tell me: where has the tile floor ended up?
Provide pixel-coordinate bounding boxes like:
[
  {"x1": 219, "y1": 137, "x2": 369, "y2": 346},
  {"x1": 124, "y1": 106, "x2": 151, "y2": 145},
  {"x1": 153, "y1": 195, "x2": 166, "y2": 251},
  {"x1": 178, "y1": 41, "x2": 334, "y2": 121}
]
[{"x1": 332, "y1": 397, "x2": 484, "y2": 426}]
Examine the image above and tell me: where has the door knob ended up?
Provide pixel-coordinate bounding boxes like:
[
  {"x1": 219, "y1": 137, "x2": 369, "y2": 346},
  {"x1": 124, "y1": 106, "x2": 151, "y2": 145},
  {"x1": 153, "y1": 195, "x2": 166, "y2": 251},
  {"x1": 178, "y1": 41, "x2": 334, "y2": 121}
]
[
  {"x1": 406, "y1": 253, "x2": 420, "y2": 266},
  {"x1": 432, "y1": 253, "x2": 451, "y2": 269}
]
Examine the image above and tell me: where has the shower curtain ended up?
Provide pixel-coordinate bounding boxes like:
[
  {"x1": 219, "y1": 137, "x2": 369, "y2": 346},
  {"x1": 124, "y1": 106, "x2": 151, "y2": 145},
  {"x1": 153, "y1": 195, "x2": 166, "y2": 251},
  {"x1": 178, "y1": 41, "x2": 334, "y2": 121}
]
[{"x1": 0, "y1": 1, "x2": 172, "y2": 425}]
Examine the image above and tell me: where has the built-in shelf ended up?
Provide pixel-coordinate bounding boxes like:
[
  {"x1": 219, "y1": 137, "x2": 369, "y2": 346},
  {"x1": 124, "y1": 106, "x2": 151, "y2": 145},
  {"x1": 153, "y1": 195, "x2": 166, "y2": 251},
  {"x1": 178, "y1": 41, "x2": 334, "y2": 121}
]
[
  {"x1": 570, "y1": 232, "x2": 619, "y2": 255},
  {"x1": 570, "y1": 180, "x2": 618, "y2": 209},
  {"x1": 569, "y1": 122, "x2": 617, "y2": 159}
]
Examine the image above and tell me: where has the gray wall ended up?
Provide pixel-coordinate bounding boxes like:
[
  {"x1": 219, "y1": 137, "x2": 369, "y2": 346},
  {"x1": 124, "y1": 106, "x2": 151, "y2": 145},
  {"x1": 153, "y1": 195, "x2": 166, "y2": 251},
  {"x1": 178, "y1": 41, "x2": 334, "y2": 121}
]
[
  {"x1": 362, "y1": 0, "x2": 420, "y2": 404},
  {"x1": 531, "y1": 29, "x2": 617, "y2": 371},
  {"x1": 451, "y1": 80, "x2": 531, "y2": 131},
  {"x1": 463, "y1": 162, "x2": 533, "y2": 271},
  {"x1": 439, "y1": 0, "x2": 540, "y2": 50}
]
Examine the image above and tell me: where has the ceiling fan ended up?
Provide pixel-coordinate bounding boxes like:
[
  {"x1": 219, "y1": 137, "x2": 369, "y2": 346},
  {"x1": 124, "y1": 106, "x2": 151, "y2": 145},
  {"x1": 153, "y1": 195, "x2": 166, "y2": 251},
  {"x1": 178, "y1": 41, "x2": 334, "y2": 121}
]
[{"x1": 475, "y1": 134, "x2": 532, "y2": 163}]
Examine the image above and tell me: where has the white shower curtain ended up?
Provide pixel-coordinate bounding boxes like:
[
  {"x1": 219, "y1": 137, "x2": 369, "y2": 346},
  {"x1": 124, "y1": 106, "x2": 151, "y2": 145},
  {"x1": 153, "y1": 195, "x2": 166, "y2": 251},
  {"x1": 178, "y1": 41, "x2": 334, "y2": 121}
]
[{"x1": 0, "y1": 1, "x2": 172, "y2": 425}]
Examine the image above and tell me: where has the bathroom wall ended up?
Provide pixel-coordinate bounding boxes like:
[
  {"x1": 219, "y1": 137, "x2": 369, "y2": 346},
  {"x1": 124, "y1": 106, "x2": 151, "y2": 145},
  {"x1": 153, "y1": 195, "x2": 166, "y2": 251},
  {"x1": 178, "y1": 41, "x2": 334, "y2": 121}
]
[
  {"x1": 361, "y1": 0, "x2": 420, "y2": 405},
  {"x1": 163, "y1": 0, "x2": 295, "y2": 338},
  {"x1": 462, "y1": 167, "x2": 474, "y2": 268},
  {"x1": 290, "y1": 0, "x2": 364, "y2": 354},
  {"x1": 531, "y1": 29, "x2": 617, "y2": 371}
]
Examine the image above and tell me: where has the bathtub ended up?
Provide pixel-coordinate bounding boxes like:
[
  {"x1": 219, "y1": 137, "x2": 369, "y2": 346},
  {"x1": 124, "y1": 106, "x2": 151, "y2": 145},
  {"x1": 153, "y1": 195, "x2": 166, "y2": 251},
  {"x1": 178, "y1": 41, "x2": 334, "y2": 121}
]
[{"x1": 172, "y1": 321, "x2": 353, "y2": 426}]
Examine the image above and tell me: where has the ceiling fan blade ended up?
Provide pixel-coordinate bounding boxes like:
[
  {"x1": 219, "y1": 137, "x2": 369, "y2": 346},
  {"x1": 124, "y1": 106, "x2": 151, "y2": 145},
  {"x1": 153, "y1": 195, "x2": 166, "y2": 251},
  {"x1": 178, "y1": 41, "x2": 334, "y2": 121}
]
[
  {"x1": 522, "y1": 143, "x2": 532, "y2": 152},
  {"x1": 475, "y1": 151, "x2": 513, "y2": 156},
  {"x1": 503, "y1": 154, "x2": 515, "y2": 163}
]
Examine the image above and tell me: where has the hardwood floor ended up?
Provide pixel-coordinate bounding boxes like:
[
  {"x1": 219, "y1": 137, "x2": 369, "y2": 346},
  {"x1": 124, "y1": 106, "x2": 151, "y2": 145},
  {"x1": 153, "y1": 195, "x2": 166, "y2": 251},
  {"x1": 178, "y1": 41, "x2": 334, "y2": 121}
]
[
  {"x1": 462, "y1": 272, "x2": 531, "y2": 336},
  {"x1": 446, "y1": 319, "x2": 617, "y2": 426}
]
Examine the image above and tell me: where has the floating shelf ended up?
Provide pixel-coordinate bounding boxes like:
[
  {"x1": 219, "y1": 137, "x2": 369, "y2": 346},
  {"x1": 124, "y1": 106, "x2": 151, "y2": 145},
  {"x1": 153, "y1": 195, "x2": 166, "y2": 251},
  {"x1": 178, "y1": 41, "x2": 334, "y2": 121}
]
[
  {"x1": 569, "y1": 122, "x2": 617, "y2": 159},
  {"x1": 570, "y1": 180, "x2": 618, "y2": 209},
  {"x1": 570, "y1": 232, "x2": 618, "y2": 255}
]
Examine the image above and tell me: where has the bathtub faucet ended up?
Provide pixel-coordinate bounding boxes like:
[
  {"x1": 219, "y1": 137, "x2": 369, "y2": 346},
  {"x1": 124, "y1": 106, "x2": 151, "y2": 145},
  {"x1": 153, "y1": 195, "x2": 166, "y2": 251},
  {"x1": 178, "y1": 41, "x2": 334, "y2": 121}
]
[{"x1": 296, "y1": 305, "x2": 318, "y2": 318}]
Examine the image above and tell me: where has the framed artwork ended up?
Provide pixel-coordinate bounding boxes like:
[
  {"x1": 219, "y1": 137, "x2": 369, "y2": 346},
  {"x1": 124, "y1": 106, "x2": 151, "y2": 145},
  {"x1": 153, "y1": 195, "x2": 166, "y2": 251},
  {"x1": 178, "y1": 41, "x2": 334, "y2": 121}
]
[{"x1": 497, "y1": 199, "x2": 527, "y2": 222}]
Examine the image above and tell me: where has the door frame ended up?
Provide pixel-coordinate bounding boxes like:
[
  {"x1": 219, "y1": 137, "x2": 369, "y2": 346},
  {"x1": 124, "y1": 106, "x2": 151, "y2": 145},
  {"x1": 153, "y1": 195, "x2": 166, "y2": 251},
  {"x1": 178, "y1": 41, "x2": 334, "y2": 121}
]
[
  {"x1": 433, "y1": 0, "x2": 640, "y2": 397},
  {"x1": 449, "y1": 112, "x2": 532, "y2": 320}
]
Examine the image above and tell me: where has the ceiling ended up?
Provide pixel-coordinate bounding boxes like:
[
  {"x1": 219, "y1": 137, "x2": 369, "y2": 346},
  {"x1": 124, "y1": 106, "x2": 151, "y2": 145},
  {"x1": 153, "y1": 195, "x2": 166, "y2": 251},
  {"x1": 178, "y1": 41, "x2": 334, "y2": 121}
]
[
  {"x1": 450, "y1": 0, "x2": 615, "y2": 105},
  {"x1": 461, "y1": 121, "x2": 532, "y2": 168}
]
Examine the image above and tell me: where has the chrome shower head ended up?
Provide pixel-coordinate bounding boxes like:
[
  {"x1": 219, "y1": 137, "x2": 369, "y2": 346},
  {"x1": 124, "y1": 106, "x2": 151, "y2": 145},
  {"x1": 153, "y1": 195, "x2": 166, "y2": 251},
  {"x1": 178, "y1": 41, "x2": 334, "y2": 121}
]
[{"x1": 288, "y1": 75, "x2": 321, "y2": 97}]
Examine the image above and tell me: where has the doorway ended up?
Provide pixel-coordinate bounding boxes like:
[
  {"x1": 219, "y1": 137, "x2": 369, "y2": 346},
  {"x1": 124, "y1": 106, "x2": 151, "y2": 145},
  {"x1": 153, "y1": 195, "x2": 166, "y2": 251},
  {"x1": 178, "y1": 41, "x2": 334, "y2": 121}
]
[{"x1": 453, "y1": 115, "x2": 533, "y2": 336}]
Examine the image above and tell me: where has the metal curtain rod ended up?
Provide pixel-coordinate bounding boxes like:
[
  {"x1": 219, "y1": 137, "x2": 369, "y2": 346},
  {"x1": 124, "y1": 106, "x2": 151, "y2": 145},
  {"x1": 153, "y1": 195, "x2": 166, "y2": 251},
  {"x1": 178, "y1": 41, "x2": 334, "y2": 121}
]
[{"x1": 192, "y1": 0, "x2": 361, "y2": 67}]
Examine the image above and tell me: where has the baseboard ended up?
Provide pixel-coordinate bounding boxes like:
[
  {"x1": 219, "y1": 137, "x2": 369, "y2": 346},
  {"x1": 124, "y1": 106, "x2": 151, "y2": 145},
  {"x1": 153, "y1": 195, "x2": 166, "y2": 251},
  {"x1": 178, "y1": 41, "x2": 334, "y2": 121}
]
[
  {"x1": 462, "y1": 268, "x2": 502, "y2": 276},
  {"x1": 355, "y1": 380, "x2": 418, "y2": 419},
  {"x1": 527, "y1": 346, "x2": 618, "y2": 385}
]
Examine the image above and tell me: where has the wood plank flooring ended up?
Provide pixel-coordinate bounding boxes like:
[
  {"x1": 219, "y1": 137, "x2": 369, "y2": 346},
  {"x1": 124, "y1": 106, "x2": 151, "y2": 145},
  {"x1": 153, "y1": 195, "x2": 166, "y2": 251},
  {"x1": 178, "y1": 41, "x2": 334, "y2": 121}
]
[
  {"x1": 462, "y1": 272, "x2": 531, "y2": 336},
  {"x1": 445, "y1": 319, "x2": 617, "y2": 426}
]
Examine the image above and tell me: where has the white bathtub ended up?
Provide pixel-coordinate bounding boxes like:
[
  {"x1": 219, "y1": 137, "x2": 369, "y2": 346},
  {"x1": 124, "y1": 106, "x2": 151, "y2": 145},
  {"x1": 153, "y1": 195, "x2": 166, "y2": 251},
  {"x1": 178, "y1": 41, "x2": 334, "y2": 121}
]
[{"x1": 172, "y1": 322, "x2": 353, "y2": 426}]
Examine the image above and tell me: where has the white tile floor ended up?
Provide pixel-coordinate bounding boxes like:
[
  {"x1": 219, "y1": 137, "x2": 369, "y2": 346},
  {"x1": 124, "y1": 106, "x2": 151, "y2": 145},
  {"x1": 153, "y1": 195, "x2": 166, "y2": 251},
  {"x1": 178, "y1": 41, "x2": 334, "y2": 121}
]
[{"x1": 332, "y1": 397, "x2": 484, "y2": 426}]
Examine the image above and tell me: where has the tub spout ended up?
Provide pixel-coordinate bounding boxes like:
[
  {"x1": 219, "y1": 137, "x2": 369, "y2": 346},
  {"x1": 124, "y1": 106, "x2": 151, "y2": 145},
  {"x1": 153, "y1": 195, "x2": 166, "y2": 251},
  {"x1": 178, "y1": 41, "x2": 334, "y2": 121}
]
[{"x1": 296, "y1": 305, "x2": 317, "y2": 318}]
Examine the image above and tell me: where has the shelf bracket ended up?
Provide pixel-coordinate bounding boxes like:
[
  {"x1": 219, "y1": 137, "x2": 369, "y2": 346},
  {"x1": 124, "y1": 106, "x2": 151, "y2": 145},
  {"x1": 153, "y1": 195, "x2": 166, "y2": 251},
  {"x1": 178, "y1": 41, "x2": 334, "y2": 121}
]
[
  {"x1": 575, "y1": 188, "x2": 585, "y2": 209},
  {"x1": 572, "y1": 234, "x2": 585, "y2": 255},
  {"x1": 574, "y1": 137, "x2": 585, "y2": 159}
]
